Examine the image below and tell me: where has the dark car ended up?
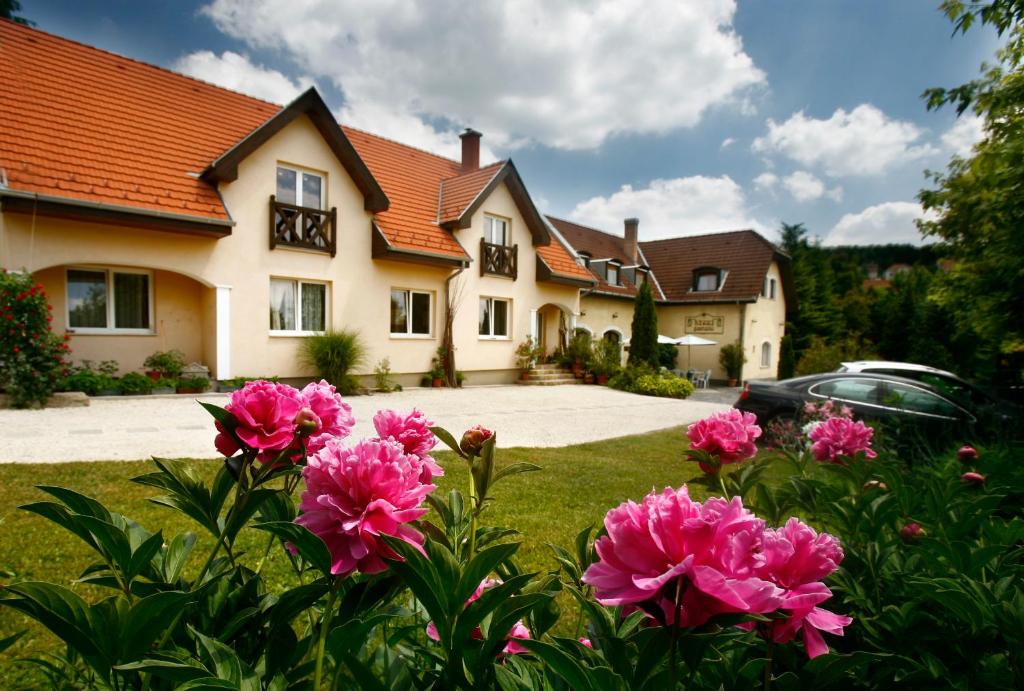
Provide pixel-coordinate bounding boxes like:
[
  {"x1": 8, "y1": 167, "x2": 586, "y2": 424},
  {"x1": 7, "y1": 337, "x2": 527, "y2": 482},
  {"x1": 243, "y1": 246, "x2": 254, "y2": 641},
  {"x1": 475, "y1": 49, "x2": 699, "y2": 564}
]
[{"x1": 734, "y1": 372, "x2": 983, "y2": 438}]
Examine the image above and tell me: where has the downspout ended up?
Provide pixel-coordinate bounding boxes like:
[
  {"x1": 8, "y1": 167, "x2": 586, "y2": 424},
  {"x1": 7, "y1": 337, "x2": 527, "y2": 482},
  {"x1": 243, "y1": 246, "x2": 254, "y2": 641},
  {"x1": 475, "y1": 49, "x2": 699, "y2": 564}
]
[
  {"x1": 738, "y1": 302, "x2": 747, "y2": 385},
  {"x1": 442, "y1": 264, "x2": 466, "y2": 387}
]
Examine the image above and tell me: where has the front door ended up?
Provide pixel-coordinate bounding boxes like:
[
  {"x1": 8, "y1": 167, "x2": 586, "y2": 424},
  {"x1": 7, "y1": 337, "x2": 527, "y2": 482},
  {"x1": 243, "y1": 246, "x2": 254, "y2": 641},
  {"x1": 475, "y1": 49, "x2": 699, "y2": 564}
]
[{"x1": 536, "y1": 311, "x2": 546, "y2": 353}]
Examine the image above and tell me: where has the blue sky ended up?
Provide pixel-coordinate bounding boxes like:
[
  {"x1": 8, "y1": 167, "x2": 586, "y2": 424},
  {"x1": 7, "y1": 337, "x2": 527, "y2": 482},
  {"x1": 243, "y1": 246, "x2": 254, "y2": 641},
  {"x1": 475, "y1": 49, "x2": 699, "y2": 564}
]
[{"x1": 24, "y1": 0, "x2": 1000, "y2": 245}]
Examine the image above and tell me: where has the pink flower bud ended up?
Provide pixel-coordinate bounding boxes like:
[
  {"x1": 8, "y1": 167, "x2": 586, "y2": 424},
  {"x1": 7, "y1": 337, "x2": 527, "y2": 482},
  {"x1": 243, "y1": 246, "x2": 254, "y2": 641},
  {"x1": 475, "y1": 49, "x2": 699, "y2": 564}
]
[
  {"x1": 579, "y1": 637, "x2": 593, "y2": 648},
  {"x1": 460, "y1": 425, "x2": 494, "y2": 456},
  {"x1": 957, "y1": 445, "x2": 978, "y2": 464},
  {"x1": 862, "y1": 479, "x2": 888, "y2": 492},
  {"x1": 294, "y1": 407, "x2": 321, "y2": 437},
  {"x1": 900, "y1": 522, "x2": 924, "y2": 545},
  {"x1": 960, "y1": 471, "x2": 986, "y2": 487}
]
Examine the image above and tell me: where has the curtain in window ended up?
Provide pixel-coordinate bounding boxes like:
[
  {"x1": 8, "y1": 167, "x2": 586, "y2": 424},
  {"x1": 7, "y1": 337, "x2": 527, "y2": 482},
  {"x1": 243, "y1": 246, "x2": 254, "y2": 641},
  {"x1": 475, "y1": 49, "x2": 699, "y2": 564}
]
[
  {"x1": 301, "y1": 283, "x2": 326, "y2": 331},
  {"x1": 114, "y1": 273, "x2": 149, "y2": 329},
  {"x1": 67, "y1": 269, "x2": 107, "y2": 328},
  {"x1": 270, "y1": 279, "x2": 296, "y2": 330}
]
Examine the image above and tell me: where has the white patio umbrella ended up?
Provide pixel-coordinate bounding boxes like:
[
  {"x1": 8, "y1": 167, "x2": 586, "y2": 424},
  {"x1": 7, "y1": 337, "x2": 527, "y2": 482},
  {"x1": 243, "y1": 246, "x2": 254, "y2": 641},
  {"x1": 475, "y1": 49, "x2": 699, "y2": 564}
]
[
  {"x1": 675, "y1": 334, "x2": 718, "y2": 369},
  {"x1": 656, "y1": 334, "x2": 678, "y2": 344}
]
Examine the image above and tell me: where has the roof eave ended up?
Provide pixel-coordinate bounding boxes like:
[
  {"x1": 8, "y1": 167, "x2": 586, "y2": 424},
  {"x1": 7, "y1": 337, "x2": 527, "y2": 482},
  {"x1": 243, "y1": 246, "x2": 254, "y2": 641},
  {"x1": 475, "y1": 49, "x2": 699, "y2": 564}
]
[
  {"x1": 371, "y1": 223, "x2": 469, "y2": 269},
  {"x1": 535, "y1": 255, "x2": 596, "y2": 288}
]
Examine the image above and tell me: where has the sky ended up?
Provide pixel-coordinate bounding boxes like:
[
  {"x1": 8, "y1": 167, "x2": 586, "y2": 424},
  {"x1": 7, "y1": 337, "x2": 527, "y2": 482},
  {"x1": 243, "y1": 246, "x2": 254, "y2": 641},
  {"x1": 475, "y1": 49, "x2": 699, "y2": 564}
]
[{"x1": 21, "y1": 0, "x2": 1002, "y2": 246}]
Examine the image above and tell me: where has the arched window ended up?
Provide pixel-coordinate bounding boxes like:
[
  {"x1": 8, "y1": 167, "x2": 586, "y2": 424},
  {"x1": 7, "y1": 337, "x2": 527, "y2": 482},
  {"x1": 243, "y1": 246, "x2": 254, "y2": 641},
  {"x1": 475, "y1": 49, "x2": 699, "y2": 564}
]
[
  {"x1": 761, "y1": 341, "x2": 772, "y2": 368},
  {"x1": 603, "y1": 330, "x2": 621, "y2": 344}
]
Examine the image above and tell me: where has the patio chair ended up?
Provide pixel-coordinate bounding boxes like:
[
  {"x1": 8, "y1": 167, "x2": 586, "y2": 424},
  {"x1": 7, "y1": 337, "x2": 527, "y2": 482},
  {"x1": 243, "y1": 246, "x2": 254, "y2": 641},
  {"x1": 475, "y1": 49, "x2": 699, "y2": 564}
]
[{"x1": 695, "y1": 370, "x2": 711, "y2": 389}]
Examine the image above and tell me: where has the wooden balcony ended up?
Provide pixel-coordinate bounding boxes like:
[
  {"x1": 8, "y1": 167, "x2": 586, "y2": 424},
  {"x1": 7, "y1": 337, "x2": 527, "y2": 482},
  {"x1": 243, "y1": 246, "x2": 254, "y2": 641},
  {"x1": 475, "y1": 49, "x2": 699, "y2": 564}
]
[
  {"x1": 269, "y1": 196, "x2": 337, "y2": 256},
  {"x1": 480, "y1": 239, "x2": 518, "y2": 279}
]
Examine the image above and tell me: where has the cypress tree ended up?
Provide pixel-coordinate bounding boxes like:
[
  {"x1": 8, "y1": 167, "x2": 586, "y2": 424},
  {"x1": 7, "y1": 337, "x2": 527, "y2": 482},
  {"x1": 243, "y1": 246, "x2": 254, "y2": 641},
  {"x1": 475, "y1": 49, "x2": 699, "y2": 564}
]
[
  {"x1": 628, "y1": 281, "x2": 659, "y2": 368},
  {"x1": 777, "y1": 333, "x2": 796, "y2": 380}
]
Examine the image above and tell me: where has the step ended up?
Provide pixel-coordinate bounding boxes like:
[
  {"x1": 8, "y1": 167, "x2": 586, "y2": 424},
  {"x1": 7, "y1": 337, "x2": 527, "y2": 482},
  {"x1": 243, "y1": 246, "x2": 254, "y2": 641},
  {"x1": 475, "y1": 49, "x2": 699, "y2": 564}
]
[
  {"x1": 526, "y1": 371, "x2": 577, "y2": 380},
  {"x1": 516, "y1": 378, "x2": 582, "y2": 386}
]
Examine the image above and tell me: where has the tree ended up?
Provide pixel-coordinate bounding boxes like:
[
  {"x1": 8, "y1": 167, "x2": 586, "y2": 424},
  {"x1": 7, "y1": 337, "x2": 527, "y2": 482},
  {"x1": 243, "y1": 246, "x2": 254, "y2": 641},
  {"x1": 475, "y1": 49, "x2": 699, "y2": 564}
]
[
  {"x1": 916, "y1": 0, "x2": 1024, "y2": 381},
  {"x1": 628, "y1": 281, "x2": 659, "y2": 368},
  {"x1": 1, "y1": 0, "x2": 33, "y2": 25},
  {"x1": 777, "y1": 333, "x2": 796, "y2": 380}
]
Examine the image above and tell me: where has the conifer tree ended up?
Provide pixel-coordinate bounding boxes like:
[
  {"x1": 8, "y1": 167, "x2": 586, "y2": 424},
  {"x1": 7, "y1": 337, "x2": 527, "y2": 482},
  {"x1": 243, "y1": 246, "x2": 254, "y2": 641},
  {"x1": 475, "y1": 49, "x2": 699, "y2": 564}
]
[{"x1": 628, "y1": 282, "x2": 659, "y2": 368}]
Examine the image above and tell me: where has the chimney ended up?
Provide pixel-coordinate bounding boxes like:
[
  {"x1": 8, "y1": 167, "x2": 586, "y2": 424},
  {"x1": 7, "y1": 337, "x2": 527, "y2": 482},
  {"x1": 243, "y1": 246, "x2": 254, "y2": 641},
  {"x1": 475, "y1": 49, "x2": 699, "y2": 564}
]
[
  {"x1": 624, "y1": 217, "x2": 639, "y2": 264},
  {"x1": 459, "y1": 128, "x2": 481, "y2": 173}
]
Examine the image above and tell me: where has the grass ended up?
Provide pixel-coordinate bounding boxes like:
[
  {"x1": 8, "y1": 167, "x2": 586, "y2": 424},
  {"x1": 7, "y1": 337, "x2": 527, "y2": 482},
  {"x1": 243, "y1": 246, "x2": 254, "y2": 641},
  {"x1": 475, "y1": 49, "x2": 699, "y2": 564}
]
[{"x1": 0, "y1": 427, "x2": 787, "y2": 683}]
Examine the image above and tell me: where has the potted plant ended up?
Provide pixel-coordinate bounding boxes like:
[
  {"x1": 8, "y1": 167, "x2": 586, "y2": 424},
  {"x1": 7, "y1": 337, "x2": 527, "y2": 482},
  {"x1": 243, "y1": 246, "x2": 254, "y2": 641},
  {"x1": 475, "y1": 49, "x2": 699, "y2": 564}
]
[
  {"x1": 591, "y1": 338, "x2": 621, "y2": 385},
  {"x1": 217, "y1": 376, "x2": 249, "y2": 393},
  {"x1": 515, "y1": 336, "x2": 540, "y2": 381},
  {"x1": 567, "y1": 332, "x2": 591, "y2": 378},
  {"x1": 143, "y1": 349, "x2": 185, "y2": 381},
  {"x1": 419, "y1": 374, "x2": 432, "y2": 388},
  {"x1": 176, "y1": 375, "x2": 209, "y2": 394},
  {"x1": 151, "y1": 378, "x2": 176, "y2": 395},
  {"x1": 429, "y1": 367, "x2": 444, "y2": 388},
  {"x1": 119, "y1": 372, "x2": 154, "y2": 396},
  {"x1": 95, "y1": 375, "x2": 121, "y2": 396},
  {"x1": 718, "y1": 341, "x2": 747, "y2": 387}
]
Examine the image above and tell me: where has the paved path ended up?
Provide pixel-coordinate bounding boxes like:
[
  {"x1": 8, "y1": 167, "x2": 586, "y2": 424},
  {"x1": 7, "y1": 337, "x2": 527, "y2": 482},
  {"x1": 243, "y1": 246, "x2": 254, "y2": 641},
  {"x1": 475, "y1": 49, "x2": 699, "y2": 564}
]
[{"x1": 0, "y1": 385, "x2": 731, "y2": 463}]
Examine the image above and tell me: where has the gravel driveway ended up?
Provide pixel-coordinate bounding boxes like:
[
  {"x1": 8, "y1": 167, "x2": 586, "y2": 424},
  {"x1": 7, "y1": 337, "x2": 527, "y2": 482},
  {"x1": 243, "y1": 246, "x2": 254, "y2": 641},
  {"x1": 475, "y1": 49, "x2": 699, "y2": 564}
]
[{"x1": 0, "y1": 385, "x2": 731, "y2": 463}]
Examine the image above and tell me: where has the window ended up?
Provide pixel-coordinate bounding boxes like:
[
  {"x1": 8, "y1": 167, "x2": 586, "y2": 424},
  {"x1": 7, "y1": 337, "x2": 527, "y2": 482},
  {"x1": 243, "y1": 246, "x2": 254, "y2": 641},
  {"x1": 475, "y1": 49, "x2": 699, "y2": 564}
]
[
  {"x1": 390, "y1": 289, "x2": 432, "y2": 337},
  {"x1": 276, "y1": 165, "x2": 324, "y2": 209},
  {"x1": 603, "y1": 330, "x2": 621, "y2": 345},
  {"x1": 809, "y1": 378, "x2": 882, "y2": 406},
  {"x1": 67, "y1": 268, "x2": 151, "y2": 332},
  {"x1": 760, "y1": 341, "x2": 772, "y2": 368},
  {"x1": 270, "y1": 278, "x2": 327, "y2": 332},
  {"x1": 478, "y1": 297, "x2": 510, "y2": 338},
  {"x1": 770, "y1": 279, "x2": 777, "y2": 299},
  {"x1": 695, "y1": 272, "x2": 719, "y2": 291},
  {"x1": 883, "y1": 381, "x2": 963, "y2": 419},
  {"x1": 607, "y1": 264, "x2": 619, "y2": 286},
  {"x1": 484, "y1": 215, "x2": 509, "y2": 246}
]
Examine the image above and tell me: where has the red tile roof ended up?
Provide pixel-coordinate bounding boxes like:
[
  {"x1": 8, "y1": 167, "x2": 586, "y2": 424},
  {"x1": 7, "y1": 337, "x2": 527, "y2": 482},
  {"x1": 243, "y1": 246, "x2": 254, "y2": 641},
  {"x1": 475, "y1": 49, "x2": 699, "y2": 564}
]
[
  {"x1": 0, "y1": 19, "x2": 279, "y2": 221},
  {"x1": 438, "y1": 161, "x2": 504, "y2": 225},
  {"x1": 640, "y1": 230, "x2": 786, "y2": 303},
  {"x1": 547, "y1": 216, "x2": 649, "y2": 297}
]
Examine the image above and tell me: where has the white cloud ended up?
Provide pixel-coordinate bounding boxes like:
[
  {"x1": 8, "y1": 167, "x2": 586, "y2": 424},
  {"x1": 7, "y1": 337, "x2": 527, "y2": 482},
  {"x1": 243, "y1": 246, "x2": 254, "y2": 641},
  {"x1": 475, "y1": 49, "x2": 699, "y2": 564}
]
[
  {"x1": 568, "y1": 175, "x2": 767, "y2": 240},
  {"x1": 199, "y1": 0, "x2": 766, "y2": 152},
  {"x1": 753, "y1": 172, "x2": 778, "y2": 191},
  {"x1": 753, "y1": 104, "x2": 937, "y2": 177},
  {"x1": 173, "y1": 50, "x2": 314, "y2": 104},
  {"x1": 941, "y1": 114, "x2": 985, "y2": 157},
  {"x1": 720, "y1": 137, "x2": 736, "y2": 149},
  {"x1": 824, "y1": 201, "x2": 938, "y2": 246},
  {"x1": 781, "y1": 170, "x2": 842, "y2": 203}
]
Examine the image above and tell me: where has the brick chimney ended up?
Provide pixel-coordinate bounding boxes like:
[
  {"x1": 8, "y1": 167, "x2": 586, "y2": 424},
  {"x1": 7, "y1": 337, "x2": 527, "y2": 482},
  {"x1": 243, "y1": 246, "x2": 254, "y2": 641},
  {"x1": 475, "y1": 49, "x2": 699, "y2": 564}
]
[
  {"x1": 459, "y1": 128, "x2": 481, "y2": 173},
  {"x1": 624, "y1": 217, "x2": 639, "y2": 263}
]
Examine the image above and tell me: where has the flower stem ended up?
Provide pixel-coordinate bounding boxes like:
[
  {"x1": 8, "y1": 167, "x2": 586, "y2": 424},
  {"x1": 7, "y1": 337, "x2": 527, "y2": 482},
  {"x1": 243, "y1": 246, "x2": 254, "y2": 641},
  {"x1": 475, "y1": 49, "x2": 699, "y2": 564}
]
[
  {"x1": 313, "y1": 579, "x2": 341, "y2": 690},
  {"x1": 669, "y1": 577, "x2": 684, "y2": 688},
  {"x1": 764, "y1": 639, "x2": 775, "y2": 691},
  {"x1": 718, "y1": 472, "x2": 729, "y2": 499},
  {"x1": 467, "y1": 465, "x2": 478, "y2": 560}
]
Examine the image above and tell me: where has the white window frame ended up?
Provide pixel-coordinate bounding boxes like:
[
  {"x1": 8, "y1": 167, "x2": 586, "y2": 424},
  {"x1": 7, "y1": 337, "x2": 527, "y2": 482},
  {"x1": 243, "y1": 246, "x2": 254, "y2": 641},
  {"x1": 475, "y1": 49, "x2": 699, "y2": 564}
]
[
  {"x1": 269, "y1": 277, "x2": 329, "y2": 336},
  {"x1": 65, "y1": 266, "x2": 154, "y2": 335},
  {"x1": 390, "y1": 288, "x2": 434, "y2": 339},
  {"x1": 478, "y1": 296, "x2": 512, "y2": 340},
  {"x1": 606, "y1": 263, "x2": 620, "y2": 286},
  {"x1": 770, "y1": 278, "x2": 777, "y2": 300},
  {"x1": 276, "y1": 164, "x2": 325, "y2": 209},
  {"x1": 696, "y1": 271, "x2": 720, "y2": 292},
  {"x1": 761, "y1": 341, "x2": 772, "y2": 368},
  {"x1": 484, "y1": 214, "x2": 510, "y2": 246}
]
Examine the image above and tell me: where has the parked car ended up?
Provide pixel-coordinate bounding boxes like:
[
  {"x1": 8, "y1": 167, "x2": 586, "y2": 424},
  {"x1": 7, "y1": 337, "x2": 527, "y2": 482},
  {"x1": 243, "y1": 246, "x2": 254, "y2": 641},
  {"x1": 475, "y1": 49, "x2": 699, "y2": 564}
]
[
  {"x1": 837, "y1": 361, "x2": 999, "y2": 411},
  {"x1": 734, "y1": 372, "x2": 1004, "y2": 440}
]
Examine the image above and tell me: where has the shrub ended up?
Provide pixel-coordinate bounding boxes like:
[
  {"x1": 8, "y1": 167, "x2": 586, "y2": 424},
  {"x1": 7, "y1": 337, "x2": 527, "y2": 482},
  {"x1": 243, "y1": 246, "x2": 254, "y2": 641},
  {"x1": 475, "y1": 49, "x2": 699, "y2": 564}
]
[
  {"x1": 657, "y1": 341, "x2": 678, "y2": 369},
  {"x1": 300, "y1": 329, "x2": 365, "y2": 395},
  {"x1": 176, "y1": 375, "x2": 209, "y2": 391},
  {"x1": 514, "y1": 336, "x2": 542, "y2": 371},
  {"x1": 373, "y1": 357, "x2": 398, "y2": 392},
  {"x1": 718, "y1": 341, "x2": 746, "y2": 380},
  {"x1": 61, "y1": 369, "x2": 105, "y2": 396},
  {"x1": 118, "y1": 372, "x2": 154, "y2": 395},
  {"x1": 0, "y1": 269, "x2": 69, "y2": 407},
  {"x1": 590, "y1": 338, "x2": 622, "y2": 377},
  {"x1": 609, "y1": 363, "x2": 695, "y2": 398},
  {"x1": 143, "y1": 349, "x2": 185, "y2": 379},
  {"x1": 566, "y1": 330, "x2": 592, "y2": 366},
  {"x1": 628, "y1": 281, "x2": 659, "y2": 367}
]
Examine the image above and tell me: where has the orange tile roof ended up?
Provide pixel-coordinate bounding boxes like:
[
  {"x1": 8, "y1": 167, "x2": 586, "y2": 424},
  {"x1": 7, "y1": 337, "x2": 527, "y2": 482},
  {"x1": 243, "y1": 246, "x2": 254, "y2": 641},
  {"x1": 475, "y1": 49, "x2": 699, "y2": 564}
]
[
  {"x1": 536, "y1": 240, "x2": 595, "y2": 283},
  {"x1": 548, "y1": 216, "x2": 648, "y2": 296},
  {"x1": 0, "y1": 19, "x2": 279, "y2": 221},
  {"x1": 438, "y1": 161, "x2": 505, "y2": 224}
]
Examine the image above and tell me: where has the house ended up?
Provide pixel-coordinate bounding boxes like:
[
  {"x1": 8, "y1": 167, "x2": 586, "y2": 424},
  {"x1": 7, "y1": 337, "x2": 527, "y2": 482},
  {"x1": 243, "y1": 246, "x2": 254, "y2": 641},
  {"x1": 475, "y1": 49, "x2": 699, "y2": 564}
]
[
  {"x1": 0, "y1": 20, "x2": 593, "y2": 387},
  {"x1": 548, "y1": 217, "x2": 793, "y2": 381}
]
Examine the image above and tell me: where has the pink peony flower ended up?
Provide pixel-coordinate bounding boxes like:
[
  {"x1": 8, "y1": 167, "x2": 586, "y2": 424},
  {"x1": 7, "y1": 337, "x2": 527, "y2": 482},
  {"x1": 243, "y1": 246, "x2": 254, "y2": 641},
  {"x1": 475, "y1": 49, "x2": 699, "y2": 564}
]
[
  {"x1": 578, "y1": 637, "x2": 593, "y2": 649},
  {"x1": 686, "y1": 409, "x2": 762, "y2": 470},
  {"x1": 582, "y1": 485, "x2": 784, "y2": 628},
  {"x1": 808, "y1": 417, "x2": 877, "y2": 464},
  {"x1": 960, "y1": 471, "x2": 986, "y2": 487},
  {"x1": 221, "y1": 380, "x2": 305, "y2": 453},
  {"x1": 460, "y1": 425, "x2": 494, "y2": 457},
  {"x1": 301, "y1": 380, "x2": 355, "y2": 454},
  {"x1": 753, "y1": 518, "x2": 851, "y2": 658},
  {"x1": 900, "y1": 522, "x2": 924, "y2": 545},
  {"x1": 426, "y1": 578, "x2": 531, "y2": 655},
  {"x1": 957, "y1": 445, "x2": 978, "y2": 464},
  {"x1": 295, "y1": 438, "x2": 435, "y2": 576},
  {"x1": 374, "y1": 408, "x2": 443, "y2": 481}
]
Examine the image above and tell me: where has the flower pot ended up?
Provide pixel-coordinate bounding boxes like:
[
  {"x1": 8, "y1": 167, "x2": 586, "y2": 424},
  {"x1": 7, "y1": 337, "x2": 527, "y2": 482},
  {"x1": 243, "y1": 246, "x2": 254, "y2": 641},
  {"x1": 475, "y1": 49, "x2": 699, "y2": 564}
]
[
  {"x1": 727, "y1": 378, "x2": 737, "y2": 387},
  {"x1": 584, "y1": 373, "x2": 595, "y2": 384},
  {"x1": 431, "y1": 378, "x2": 443, "y2": 388},
  {"x1": 151, "y1": 387, "x2": 175, "y2": 395},
  {"x1": 176, "y1": 386, "x2": 204, "y2": 394},
  {"x1": 95, "y1": 389, "x2": 120, "y2": 396},
  {"x1": 145, "y1": 370, "x2": 163, "y2": 381},
  {"x1": 520, "y1": 371, "x2": 530, "y2": 381},
  {"x1": 597, "y1": 374, "x2": 609, "y2": 385}
]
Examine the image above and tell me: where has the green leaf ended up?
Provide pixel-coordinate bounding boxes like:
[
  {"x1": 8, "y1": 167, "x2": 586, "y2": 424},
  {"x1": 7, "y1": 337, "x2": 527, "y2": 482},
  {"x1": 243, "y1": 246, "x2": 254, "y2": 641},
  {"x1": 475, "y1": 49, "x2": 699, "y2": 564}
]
[
  {"x1": 189, "y1": 626, "x2": 260, "y2": 691},
  {"x1": 159, "y1": 531, "x2": 197, "y2": 583},
  {"x1": 114, "y1": 655, "x2": 209, "y2": 683},
  {"x1": 35, "y1": 485, "x2": 111, "y2": 520},
  {"x1": 429, "y1": 426, "x2": 464, "y2": 456},
  {"x1": 0, "y1": 581, "x2": 105, "y2": 664},
  {"x1": 0, "y1": 630, "x2": 25, "y2": 654},
  {"x1": 457, "y1": 542, "x2": 521, "y2": 606},
  {"x1": 199, "y1": 400, "x2": 236, "y2": 430},
  {"x1": 380, "y1": 535, "x2": 450, "y2": 646},
  {"x1": 121, "y1": 591, "x2": 194, "y2": 661},
  {"x1": 491, "y1": 462, "x2": 542, "y2": 485},
  {"x1": 19, "y1": 501, "x2": 101, "y2": 553},
  {"x1": 175, "y1": 677, "x2": 240, "y2": 690},
  {"x1": 252, "y1": 521, "x2": 333, "y2": 577},
  {"x1": 517, "y1": 638, "x2": 594, "y2": 691}
]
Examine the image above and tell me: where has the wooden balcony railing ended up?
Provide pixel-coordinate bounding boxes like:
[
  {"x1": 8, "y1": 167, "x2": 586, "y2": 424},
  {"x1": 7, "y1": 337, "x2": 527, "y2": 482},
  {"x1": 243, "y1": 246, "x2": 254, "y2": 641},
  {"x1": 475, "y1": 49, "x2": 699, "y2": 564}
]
[
  {"x1": 269, "y1": 196, "x2": 337, "y2": 256},
  {"x1": 480, "y1": 239, "x2": 518, "y2": 279}
]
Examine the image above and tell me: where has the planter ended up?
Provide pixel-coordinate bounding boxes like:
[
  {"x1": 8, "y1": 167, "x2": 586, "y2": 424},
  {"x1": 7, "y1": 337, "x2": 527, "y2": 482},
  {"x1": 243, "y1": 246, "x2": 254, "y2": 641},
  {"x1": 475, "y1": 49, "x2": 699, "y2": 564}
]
[
  {"x1": 151, "y1": 387, "x2": 175, "y2": 395},
  {"x1": 176, "y1": 387, "x2": 205, "y2": 394},
  {"x1": 584, "y1": 373, "x2": 595, "y2": 384},
  {"x1": 145, "y1": 370, "x2": 163, "y2": 381},
  {"x1": 596, "y1": 374, "x2": 609, "y2": 385},
  {"x1": 431, "y1": 378, "x2": 444, "y2": 388},
  {"x1": 727, "y1": 378, "x2": 738, "y2": 387},
  {"x1": 218, "y1": 384, "x2": 241, "y2": 393},
  {"x1": 520, "y1": 371, "x2": 530, "y2": 381}
]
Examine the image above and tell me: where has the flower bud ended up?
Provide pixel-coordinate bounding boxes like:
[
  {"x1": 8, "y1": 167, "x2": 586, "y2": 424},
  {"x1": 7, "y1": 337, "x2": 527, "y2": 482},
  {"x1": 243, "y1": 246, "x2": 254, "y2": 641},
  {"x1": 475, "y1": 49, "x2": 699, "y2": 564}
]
[
  {"x1": 957, "y1": 445, "x2": 978, "y2": 464},
  {"x1": 899, "y1": 522, "x2": 924, "y2": 545},
  {"x1": 460, "y1": 425, "x2": 494, "y2": 456},
  {"x1": 862, "y1": 479, "x2": 888, "y2": 492},
  {"x1": 578, "y1": 637, "x2": 593, "y2": 649},
  {"x1": 294, "y1": 407, "x2": 321, "y2": 437},
  {"x1": 960, "y1": 471, "x2": 986, "y2": 487}
]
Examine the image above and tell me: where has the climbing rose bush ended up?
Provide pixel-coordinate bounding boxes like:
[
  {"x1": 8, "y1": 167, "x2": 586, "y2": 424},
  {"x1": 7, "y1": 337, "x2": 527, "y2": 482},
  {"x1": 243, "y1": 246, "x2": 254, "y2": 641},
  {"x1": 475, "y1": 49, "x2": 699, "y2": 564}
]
[
  {"x1": 808, "y1": 416, "x2": 877, "y2": 463},
  {"x1": 296, "y1": 438, "x2": 436, "y2": 576},
  {"x1": 0, "y1": 269, "x2": 69, "y2": 408}
]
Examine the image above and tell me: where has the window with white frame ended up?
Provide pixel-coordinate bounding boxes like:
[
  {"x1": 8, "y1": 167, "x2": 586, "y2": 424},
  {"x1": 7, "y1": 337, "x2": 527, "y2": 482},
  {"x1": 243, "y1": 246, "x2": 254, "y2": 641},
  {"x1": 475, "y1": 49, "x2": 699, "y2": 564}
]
[
  {"x1": 270, "y1": 278, "x2": 327, "y2": 332},
  {"x1": 67, "y1": 268, "x2": 152, "y2": 332},
  {"x1": 390, "y1": 289, "x2": 432, "y2": 336},
  {"x1": 484, "y1": 215, "x2": 509, "y2": 246},
  {"x1": 761, "y1": 341, "x2": 772, "y2": 368},
  {"x1": 276, "y1": 165, "x2": 324, "y2": 209},
  {"x1": 769, "y1": 278, "x2": 777, "y2": 299},
  {"x1": 606, "y1": 263, "x2": 619, "y2": 286},
  {"x1": 695, "y1": 270, "x2": 720, "y2": 292},
  {"x1": 478, "y1": 297, "x2": 510, "y2": 338}
]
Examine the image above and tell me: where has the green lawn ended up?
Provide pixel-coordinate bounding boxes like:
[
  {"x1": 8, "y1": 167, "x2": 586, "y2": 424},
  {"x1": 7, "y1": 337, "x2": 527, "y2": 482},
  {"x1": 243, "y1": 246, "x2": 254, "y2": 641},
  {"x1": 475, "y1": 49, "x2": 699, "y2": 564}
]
[{"x1": 0, "y1": 426, "x2": 782, "y2": 682}]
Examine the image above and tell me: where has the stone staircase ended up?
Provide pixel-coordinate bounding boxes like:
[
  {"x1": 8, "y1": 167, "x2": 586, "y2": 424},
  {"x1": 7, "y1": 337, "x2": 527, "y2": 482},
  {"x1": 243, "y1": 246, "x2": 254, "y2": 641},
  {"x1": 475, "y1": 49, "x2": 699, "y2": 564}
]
[{"x1": 516, "y1": 362, "x2": 581, "y2": 386}]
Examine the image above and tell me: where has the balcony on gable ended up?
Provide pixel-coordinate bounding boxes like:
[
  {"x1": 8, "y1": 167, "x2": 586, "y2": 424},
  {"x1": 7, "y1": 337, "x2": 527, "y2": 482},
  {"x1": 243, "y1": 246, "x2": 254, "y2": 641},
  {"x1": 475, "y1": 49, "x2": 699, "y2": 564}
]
[
  {"x1": 480, "y1": 238, "x2": 518, "y2": 279},
  {"x1": 269, "y1": 195, "x2": 337, "y2": 256}
]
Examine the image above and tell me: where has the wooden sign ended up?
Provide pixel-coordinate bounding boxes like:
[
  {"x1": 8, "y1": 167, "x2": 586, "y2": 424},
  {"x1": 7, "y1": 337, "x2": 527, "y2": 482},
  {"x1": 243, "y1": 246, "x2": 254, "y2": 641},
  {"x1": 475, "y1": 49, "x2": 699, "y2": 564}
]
[{"x1": 685, "y1": 314, "x2": 724, "y2": 334}]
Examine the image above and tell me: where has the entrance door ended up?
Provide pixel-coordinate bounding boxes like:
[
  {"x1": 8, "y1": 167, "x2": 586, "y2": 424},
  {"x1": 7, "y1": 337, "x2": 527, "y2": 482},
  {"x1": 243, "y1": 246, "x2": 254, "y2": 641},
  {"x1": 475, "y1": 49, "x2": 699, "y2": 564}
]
[{"x1": 536, "y1": 311, "x2": 546, "y2": 352}]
